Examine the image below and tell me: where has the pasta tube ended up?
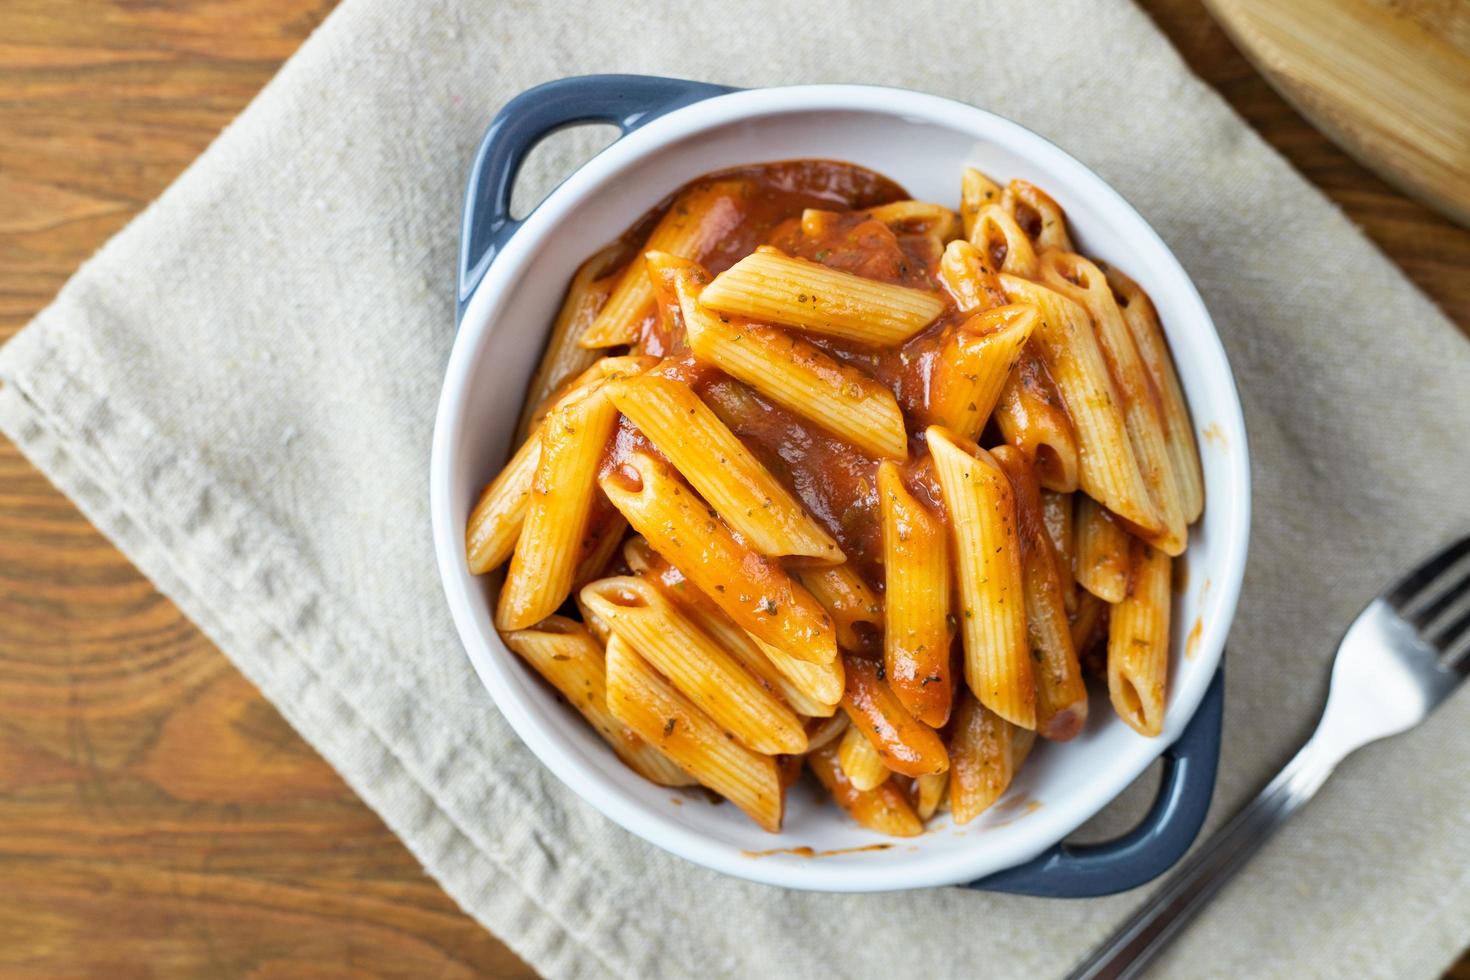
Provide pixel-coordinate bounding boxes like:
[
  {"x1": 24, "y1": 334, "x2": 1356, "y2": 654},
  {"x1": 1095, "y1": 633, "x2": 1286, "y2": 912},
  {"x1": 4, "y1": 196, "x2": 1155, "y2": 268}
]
[
  {"x1": 960, "y1": 167, "x2": 1004, "y2": 240},
  {"x1": 877, "y1": 460, "x2": 953, "y2": 728},
  {"x1": 503, "y1": 617, "x2": 691, "y2": 786},
  {"x1": 992, "y1": 446, "x2": 1088, "y2": 741},
  {"x1": 809, "y1": 744, "x2": 923, "y2": 837},
  {"x1": 1108, "y1": 540, "x2": 1171, "y2": 736},
  {"x1": 1105, "y1": 264, "x2": 1204, "y2": 522},
  {"x1": 666, "y1": 255, "x2": 908, "y2": 459},
  {"x1": 794, "y1": 564, "x2": 884, "y2": 652},
  {"x1": 993, "y1": 346, "x2": 1081, "y2": 493},
  {"x1": 578, "y1": 180, "x2": 749, "y2": 348},
  {"x1": 1041, "y1": 250, "x2": 1187, "y2": 555},
  {"x1": 599, "y1": 451, "x2": 838, "y2": 664},
  {"x1": 497, "y1": 383, "x2": 619, "y2": 629},
  {"x1": 949, "y1": 691, "x2": 1020, "y2": 824},
  {"x1": 606, "y1": 635, "x2": 783, "y2": 831},
  {"x1": 699, "y1": 246, "x2": 945, "y2": 345},
  {"x1": 841, "y1": 656, "x2": 949, "y2": 778},
  {"x1": 928, "y1": 426, "x2": 1037, "y2": 730},
  {"x1": 581, "y1": 577, "x2": 807, "y2": 755},
  {"x1": 837, "y1": 724, "x2": 891, "y2": 792},
  {"x1": 622, "y1": 537, "x2": 840, "y2": 717},
  {"x1": 607, "y1": 373, "x2": 841, "y2": 561},
  {"x1": 1076, "y1": 494, "x2": 1133, "y2": 603},
  {"x1": 999, "y1": 274, "x2": 1161, "y2": 534},
  {"x1": 928, "y1": 302, "x2": 1039, "y2": 438}
]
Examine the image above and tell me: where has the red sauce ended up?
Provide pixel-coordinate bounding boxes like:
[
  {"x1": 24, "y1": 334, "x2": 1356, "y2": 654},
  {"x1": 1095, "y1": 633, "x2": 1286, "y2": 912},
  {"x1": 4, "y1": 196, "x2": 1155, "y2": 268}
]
[
  {"x1": 740, "y1": 842, "x2": 894, "y2": 859},
  {"x1": 588, "y1": 160, "x2": 994, "y2": 586}
]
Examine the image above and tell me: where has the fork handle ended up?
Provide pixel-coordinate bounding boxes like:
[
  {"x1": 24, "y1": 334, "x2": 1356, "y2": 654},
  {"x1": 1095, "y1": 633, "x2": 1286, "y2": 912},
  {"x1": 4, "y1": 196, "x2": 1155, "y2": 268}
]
[{"x1": 1065, "y1": 734, "x2": 1341, "y2": 980}]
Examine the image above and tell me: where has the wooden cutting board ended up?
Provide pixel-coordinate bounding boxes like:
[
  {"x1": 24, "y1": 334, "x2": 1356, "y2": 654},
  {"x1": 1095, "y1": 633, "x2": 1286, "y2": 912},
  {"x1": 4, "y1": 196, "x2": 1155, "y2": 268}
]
[{"x1": 1205, "y1": 0, "x2": 1470, "y2": 228}]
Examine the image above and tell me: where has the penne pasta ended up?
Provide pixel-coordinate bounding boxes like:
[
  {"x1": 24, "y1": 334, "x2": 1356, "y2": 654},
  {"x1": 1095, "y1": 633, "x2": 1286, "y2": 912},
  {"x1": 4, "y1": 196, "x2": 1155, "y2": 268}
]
[
  {"x1": 578, "y1": 180, "x2": 749, "y2": 348},
  {"x1": 572, "y1": 513, "x2": 628, "y2": 588},
  {"x1": 466, "y1": 428, "x2": 541, "y2": 575},
  {"x1": 799, "y1": 207, "x2": 842, "y2": 239},
  {"x1": 948, "y1": 691, "x2": 1019, "y2": 824},
  {"x1": 928, "y1": 426, "x2": 1037, "y2": 730},
  {"x1": 877, "y1": 460, "x2": 953, "y2": 728},
  {"x1": 938, "y1": 239, "x2": 1009, "y2": 313},
  {"x1": 794, "y1": 564, "x2": 884, "y2": 652},
  {"x1": 599, "y1": 451, "x2": 838, "y2": 664},
  {"x1": 1041, "y1": 489, "x2": 1078, "y2": 613},
  {"x1": 864, "y1": 200, "x2": 961, "y2": 246},
  {"x1": 970, "y1": 204, "x2": 1039, "y2": 277},
  {"x1": 999, "y1": 274, "x2": 1161, "y2": 533},
  {"x1": 473, "y1": 355, "x2": 654, "y2": 579},
  {"x1": 1041, "y1": 250, "x2": 1187, "y2": 555},
  {"x1": 960, "y1": 167, "x2": 1004, "y2": 241},
  {"x1": 752, "y1": 636, "x2": 847, "y2": 713},
  {"x1": 805, "y1": 712, "x2": 850, "y2": 753},
  {"x1": 837, "y1": 724, "x2": 891, "y2": 792},
  {"x1": 526, "y1": 360, "x2": 610, "y2": 428},
  {"x1": 992, "y1": 446, "x2": 1088, "y2": 741},
  {"x1": 503, "y1": 617, "x2": 692, "y2": 786},
  {"x1": 993, "y1": 346, "x2": 1081, "y2": 493},
  {"x1": 698, "y1": 246, "x2": 945, "y2": 346},
  {"x1": 1104, "y1": 264, "x2": 1204, "y2": 522},
  {"x1": 605, "y1": 634, "x2": 783, "y2": 832},
  {"x1": 526, "y1": 354, "x2": 660, "y2": 437},
  {"x1": 606, "y1": 373, "x2": 842, "y2": 561},
  {"x1": 1002, "y1": 179, "x2": 1075, "y2": 253},
  {"x1": 1108, "y1": 540, "x2": 1172, "y2": 736},
  {"x1": 667, "y1": 256, "x2": 908, "y2": 459},
  {"x1": 809, "y1": 744, "x2": 923, "y2": 837},
  {"x1": 1075, "y1": 494, "x2": 1133, "y2": 603},
  {"x1": 514, "y1": 242, "x2": 620, "y2": 443},
  {"x1": 497, "y1": 383, "x2": 620, "y2": 630},
  {"x1": 576, "y1": 590, "x2": 614, "y2": 647},
  {"x1": 622, "y1": 537, "x2": 839, "y2": 718},
  {"x1": 928, "y1": 303, "x2": 1039, "y2": 438},
  {"x1": 1071, "y1": 589, "x2": 1110, "y2": 670},
  {"x1": 913, "y1": 770, "x2": 949, "y2": 821},
  {"x1": 842, "y1": 655, "x2": 949, "y2": 777},
  {"x1": 581, "y1": 577, "x2": 807, "y2": 755},
  {"x1": 472, "y1": 357, "x2": 637, "y2": 578},
  {"x1": 594, "y1": 353, "x2": 662, "y2": 382}
]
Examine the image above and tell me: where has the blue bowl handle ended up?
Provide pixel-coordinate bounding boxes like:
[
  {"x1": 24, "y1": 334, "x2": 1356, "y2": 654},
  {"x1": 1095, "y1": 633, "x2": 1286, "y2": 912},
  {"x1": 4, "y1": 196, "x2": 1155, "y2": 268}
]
[
  {"x1": 968, "y1": 666, "x2": 1224, "y2": 897},
  {"x1": 458, "y1": 74, "x2": 734, "y2": 322}
]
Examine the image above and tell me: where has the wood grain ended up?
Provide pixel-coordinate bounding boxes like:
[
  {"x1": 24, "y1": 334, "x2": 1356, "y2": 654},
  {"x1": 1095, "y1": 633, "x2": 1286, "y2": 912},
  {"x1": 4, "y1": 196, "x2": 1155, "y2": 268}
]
[
  {"x1": 1206, "y1": 0, "x2": 1470, "y2": 227},
  {"x1": 0, "y1": 1, "x2": 534, "y2": 976},
  {"x1": 0, "y1": 1, "x2": 1467, "y2": 977}
]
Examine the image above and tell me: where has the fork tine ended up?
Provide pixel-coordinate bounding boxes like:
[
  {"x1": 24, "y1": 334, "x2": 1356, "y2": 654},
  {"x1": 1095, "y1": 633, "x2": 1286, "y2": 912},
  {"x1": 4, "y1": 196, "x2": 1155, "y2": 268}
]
[
  {"x1": 1407, "y1": 564, "x2": 1470, "y2": 631},
  {"x1": 1444, "y1": 627, "x2": 1470, "y2": 678},
  {"x1": 1429, "y1": 603, "x2": 1470, "y2": 654},
  {"x1": 1387, "y1": 534, "x2": 1470, "y2": 613}
]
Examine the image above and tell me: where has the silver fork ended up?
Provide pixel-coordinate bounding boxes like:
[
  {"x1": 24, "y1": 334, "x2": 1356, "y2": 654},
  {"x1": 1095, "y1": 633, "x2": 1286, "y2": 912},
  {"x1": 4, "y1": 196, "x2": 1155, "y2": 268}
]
[{"x1": 1069, "y1": 533, "x2": 1470, "y2": 980}]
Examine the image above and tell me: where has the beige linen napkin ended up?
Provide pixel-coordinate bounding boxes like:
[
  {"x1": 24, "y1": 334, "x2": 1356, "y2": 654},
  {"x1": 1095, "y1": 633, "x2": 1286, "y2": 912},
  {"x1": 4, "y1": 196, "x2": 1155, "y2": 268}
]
[{"x1": 4, "y1": 0, "x2": 1470, "y2": 976}]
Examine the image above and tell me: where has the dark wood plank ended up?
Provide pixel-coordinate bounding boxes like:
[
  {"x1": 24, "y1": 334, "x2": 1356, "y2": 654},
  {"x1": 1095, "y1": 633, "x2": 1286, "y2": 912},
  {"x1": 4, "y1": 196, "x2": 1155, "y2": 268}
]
[
  {"x1": 0, "y1": 1, "x2": 1465, "y2": 977},
  {"x1": 0, "y1": 1, "x2": 534, "y2": 976}
]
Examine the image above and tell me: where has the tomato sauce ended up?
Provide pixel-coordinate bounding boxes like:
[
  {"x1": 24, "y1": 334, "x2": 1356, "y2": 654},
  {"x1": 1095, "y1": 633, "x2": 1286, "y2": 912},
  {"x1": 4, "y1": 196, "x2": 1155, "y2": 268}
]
[{"x1": 587, "y1": 159, "x2": 1063, "y2": 587}]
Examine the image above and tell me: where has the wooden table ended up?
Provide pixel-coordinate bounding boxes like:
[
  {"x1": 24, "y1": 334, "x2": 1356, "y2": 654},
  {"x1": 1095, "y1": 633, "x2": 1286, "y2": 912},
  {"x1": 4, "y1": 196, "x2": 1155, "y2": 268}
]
[{"x1": 1, "y1": 2, "x2": 1467, "y2": 976}]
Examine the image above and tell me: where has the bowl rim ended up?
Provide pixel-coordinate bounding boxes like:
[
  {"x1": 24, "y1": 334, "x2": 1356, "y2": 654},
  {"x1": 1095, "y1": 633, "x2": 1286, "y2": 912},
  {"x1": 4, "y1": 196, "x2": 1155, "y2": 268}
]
[{"x1": 430, "y1": 82, "x2": 1252, "y2": 892}]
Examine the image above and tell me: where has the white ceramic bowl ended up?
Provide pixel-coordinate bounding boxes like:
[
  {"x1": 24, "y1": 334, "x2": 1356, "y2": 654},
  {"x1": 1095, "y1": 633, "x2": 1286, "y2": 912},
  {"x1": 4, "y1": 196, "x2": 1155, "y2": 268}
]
[{"x1": 431, "y1": 84, "x2": 1251, "y2": 892}]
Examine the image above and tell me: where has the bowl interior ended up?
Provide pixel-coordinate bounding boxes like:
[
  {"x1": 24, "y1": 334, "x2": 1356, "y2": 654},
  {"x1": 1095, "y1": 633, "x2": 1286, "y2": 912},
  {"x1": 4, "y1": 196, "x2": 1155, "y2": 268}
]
[{"x1": 432, "y1": 87, "x2": 1249, "y2": 892}]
